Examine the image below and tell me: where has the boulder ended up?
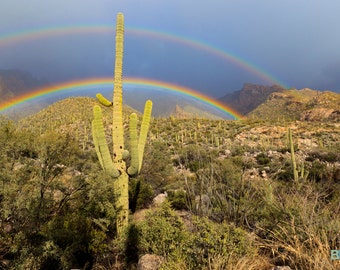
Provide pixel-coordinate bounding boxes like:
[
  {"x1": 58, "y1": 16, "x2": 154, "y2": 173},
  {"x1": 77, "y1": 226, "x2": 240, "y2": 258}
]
[
  {"x1": 271, "y1": 266, "x2": 292, "y2": 270},
  {"x1": 137, "y1": 254, "x2": 164, "y2": 270}
]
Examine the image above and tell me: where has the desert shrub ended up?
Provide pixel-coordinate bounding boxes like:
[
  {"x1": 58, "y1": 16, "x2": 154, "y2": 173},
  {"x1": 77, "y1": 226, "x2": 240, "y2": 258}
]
[
  {"x1": 135, "y1": 202, "x2": 259, "y2": 270},
  {"x1": 306, "y1": 150, "x2": 339, "y2": 163},
  {"x1": 258, "y1": 181, "x2": 340, "y2": 270},
  {"x1": 173, "y1": 144, "x2": 214, "y2": 172},
  {"x1": 276, "y1": 160, "x2": 295, "y2": 181},
  {"x1": 230, "y1": 144, "x2": 246, "y2": 156},
  {"x1": 129, "y1": 178, "x2": 154, "y2": 213},
  {"x1": 40, "y1": 214, "x2": 94, "y2": 269},
  {"x1": 135, "y1": 202, "x2": 189, "y2": 268},
  {"x1": 0, "y1": 125, "x2": 119, "y2": 269},
  {"x1": 167, "y1": 189, "x2": 188, "y2": 210},
  {"x1": 256, "y1": 152, "x2": 271, "y2": 165},
  {"x1": 137, "y1": 202, "x2": 189, "y2": 257},
  {"x1": 308, "y1": 160, "x2": 328, "y2": 182},
  {"x1": 162, "y1": 216, "x2": 259, "y2": 269},
  {"x1": 140, "y1": 140, "x2": 174, "y2": 192},
  {"x1": 186, "y1": 217, "x2": 257, "y2": 268}
]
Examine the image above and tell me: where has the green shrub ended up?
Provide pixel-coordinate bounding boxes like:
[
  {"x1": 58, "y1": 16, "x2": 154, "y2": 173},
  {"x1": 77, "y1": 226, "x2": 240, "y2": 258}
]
[
  {"x1": 137, "y1": 202, "x2": 188, "y2": 257},
  {"x1": 306, "y1": 150, "x2": 339, "y2": 163},
  {"x1": 173, "y1": 144, "x2": 214, "y2": 172},
  {"x1": 256, "y1": 152, "x2": 271, "y2": 165},
  {"x1": 167, "y1": 189, "x2": 188, "y2": 210},
  {"x1": 135, "y1": 203, "x2": 258, "y2": 269},
  {"x1": 129, "y1": 178, "x2": 154, "y2": 213},
  {"x1": 186, "y1": 217, "x2": 257, "y2": 268}
]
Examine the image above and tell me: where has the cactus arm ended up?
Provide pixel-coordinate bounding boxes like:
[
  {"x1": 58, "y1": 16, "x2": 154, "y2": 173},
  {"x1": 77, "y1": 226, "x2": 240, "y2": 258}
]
[
  {"x1": 112, "y1": 12, "x2": 125, "y2": 163},
  {"x1": 92, "y1": 120, "x2": 104, "y2": 168},
  {"x1": 127, "y1": 113, "x2": 139, "y2": 176},
  {"x1": 92, "y1": 105, "x2": 119, "y2": 177},
  {"x1": 96, "y1": 93, "x2": 113, "y2": 107},
  {"x1": 138, "y1": 100, "x2": 153, "y2": 173}
]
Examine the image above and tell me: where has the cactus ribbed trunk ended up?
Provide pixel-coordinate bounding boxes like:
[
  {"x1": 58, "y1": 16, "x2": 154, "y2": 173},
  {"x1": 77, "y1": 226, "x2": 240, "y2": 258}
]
[
  {"x1": 113, "y1": 13, "x2": 125, "y2": 164},
  {"x1": 92, "y1": 12, "x2": 153, "y2": 236},
  {"x1": 112, "y1": 13, "x2": 128, "y2": 234}
]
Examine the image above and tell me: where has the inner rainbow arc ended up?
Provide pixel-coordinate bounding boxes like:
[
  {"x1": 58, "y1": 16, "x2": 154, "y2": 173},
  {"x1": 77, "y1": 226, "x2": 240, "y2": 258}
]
[{"x1": 0, "y1": 77, "x2": 243, "y2": 120}]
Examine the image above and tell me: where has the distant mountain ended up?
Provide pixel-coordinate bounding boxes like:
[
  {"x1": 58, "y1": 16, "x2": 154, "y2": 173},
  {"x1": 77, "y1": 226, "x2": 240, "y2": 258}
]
[
  {"x1": 3, "y1": 70, "x2": 339, "y2": 122},
  {"x1": 247, "y1": 88, "x2": 340, "y2": 121},
  {"x1": 0, "y1": 69, "x2": 48, "y2": 119},
  {"x1": 123, "y1": 89, "x2": 228, "y2": 119},
  {"x1": 0, "y1": 69, "x2": 46, "y2": 97},
  {"x1": 218, "y1": 83, "x2": 286, "y2": 115}
]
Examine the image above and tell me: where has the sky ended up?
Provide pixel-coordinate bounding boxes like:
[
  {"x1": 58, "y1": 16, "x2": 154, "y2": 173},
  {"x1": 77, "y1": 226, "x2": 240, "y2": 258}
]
[{"x1": 1, "y1": 0, "x2": 340, "y2": 97}]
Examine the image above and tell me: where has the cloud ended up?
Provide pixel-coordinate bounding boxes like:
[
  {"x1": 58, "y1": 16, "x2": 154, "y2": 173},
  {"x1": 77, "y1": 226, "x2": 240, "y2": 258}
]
[{"x1": 1, "y1": 0, "x2": 340, "y2": 94}]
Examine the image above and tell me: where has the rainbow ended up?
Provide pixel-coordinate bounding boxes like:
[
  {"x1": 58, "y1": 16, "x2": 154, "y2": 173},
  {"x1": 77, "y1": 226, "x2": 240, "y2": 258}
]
[
  {"x1": 0, "y1": 77, "x2": 243, "y2": 119},
  {"x1": 0, "y1": 25, "x2": 288, "y2": 87}
]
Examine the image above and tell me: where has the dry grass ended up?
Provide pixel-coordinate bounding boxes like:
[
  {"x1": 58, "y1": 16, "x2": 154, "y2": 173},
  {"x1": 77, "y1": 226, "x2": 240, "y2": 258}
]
[{"x1": 257, "y1": 184, "x2": 339, "y2": 270}]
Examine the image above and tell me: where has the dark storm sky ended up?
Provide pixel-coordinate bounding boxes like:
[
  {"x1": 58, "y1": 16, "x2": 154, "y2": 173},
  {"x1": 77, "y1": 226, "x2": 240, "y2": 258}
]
[{"x1": 1, "y1": 0, "x2": 340, "y2": 96}]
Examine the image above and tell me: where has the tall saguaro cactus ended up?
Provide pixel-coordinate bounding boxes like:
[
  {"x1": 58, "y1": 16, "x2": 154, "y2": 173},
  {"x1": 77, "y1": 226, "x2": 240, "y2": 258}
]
[{"x1": 92, "y1": 12, "x2": 153, "y2": 235}]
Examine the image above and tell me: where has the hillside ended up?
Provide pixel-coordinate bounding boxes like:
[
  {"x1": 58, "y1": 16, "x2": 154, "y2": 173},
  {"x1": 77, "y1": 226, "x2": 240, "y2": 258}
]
[
  {"x1": 0, "y1": 96, "x2": 337, "y2": 269},
  {"x1": 218, "y1": 83, "x2": 286, "y2": 115},
  {"x1": 247, "y1": 88, "x2": 340, "y2": 121},
  {"x1": 1, "y1": 83, "x2": 229, "y2": 121},
  {"x1": 123, "y1": 89, "x2": 226, "y2": 119}
]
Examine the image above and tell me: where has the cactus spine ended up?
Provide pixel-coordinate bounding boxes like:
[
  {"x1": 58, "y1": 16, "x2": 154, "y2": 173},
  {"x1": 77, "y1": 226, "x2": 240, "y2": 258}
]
[{"x1": 92, "y1": 13, "x2": 153, "y2": 235}]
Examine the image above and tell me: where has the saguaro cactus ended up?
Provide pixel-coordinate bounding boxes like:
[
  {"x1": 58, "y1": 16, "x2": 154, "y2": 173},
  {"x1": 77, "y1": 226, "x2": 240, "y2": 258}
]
[
  {"x1": 92, "y1": 12, "x2": 153, "y2": 235},
  {"x1": 288, "y1": 128, "x2": 298, "y2": 182},
  {"x1": 288, "y1": 128, "x2": 309, "y2": 183}
]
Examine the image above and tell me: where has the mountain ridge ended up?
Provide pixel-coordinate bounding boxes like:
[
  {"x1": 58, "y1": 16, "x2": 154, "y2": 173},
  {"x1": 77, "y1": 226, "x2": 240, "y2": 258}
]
[
  {"x1": 218, "y1": 83, "x2": 287, "y2": 115},
  {"x1": 247, "y1": 88, "x2": 340, "y2": 121},
  {"x1": 1, "y1": 70, "x2": 340, "y2": 122}
]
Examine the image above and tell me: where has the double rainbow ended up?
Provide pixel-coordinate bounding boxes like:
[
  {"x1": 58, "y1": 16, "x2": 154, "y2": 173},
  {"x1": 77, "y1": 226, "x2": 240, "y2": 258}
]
[
  {"x1": 0, "y1": 25, "x2": 288, "y2": 88},
  {"x1": 0, "y1": 24, "x2": 288, "y2": 119},
  {"x1": 0, "y1": 77, "x2": 243, "y2": 120}
]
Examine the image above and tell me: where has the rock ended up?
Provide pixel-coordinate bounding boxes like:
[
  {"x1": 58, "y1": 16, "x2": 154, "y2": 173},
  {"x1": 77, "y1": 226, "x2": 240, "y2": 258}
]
[
  {"x1": 13, "y1": 162, "x2": 24, "y2": 171},
  {"x1": 300, "y1": 108, "x2": 336, "y2": 121},
  {"x1": 271, "y1": 266, "x2": 292, "y2": 270},
  {"x1": 3, "y1": 224, "x2": 12, "y2": 233},
  {"x1": 152, "y1": 193, "x2": 168, "y2": 206},
  {"x1": 225, "y1": 149, "x2": 231, "y2": 156},
  {"x1": 137, "y1": 254, "x2": 164, "y2": 270}
]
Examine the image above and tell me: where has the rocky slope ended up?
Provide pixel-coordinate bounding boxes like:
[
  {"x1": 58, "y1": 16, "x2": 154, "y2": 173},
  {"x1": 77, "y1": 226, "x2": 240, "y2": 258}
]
[
  {"x1": 247, "y1": 88, "x2": 340, "y2": 121},
  {"x1": 219, "y1": 83, "x2": 286, "y2": 115}
]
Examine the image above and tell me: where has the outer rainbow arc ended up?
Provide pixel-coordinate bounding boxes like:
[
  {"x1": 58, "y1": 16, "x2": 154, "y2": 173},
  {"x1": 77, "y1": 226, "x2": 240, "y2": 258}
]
[
  {"x1": 127, "y1": 28, "x2": 287, "y2": 87},
  {"x1": 0, "y1": 77, "x2": 243, "y2": 120},
  {"x1": 0, "y1": 25, "x2": 287, "y2": 88}
]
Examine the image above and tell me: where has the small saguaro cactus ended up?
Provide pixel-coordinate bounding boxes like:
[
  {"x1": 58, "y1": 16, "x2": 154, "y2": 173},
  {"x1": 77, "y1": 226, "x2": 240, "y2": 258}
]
[
  {"x1": 288, "y1": 128, "x2": 298, "y2": 182},
  {"x1": 91, "y1": 12, "x2": 153, "y2": 235},
  {"x1": 288, "y1": 128, "x2": 309, "y2": 183}
]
